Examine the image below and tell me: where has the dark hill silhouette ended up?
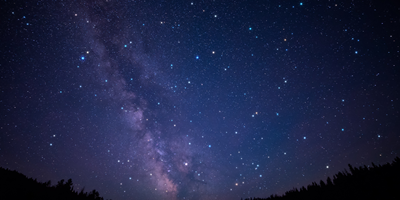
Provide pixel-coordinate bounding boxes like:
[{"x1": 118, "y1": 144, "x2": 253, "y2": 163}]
[
  {"x1": 242, "y1": 156, "x2": 400, "y2": 200},
  {"x1": 0, "y1": 167, "x2": 105, "y2": 200}
]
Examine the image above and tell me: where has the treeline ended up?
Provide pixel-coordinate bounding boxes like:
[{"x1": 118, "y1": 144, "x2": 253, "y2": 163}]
[
  {"x1": 242, "y1": 156, "x2": 400, "y2": 200},
  {"x1": 0, "y1": 167, "x2": 105, "y2": 200}
]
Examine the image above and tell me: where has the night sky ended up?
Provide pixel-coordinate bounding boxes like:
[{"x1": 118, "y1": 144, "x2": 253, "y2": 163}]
[{"x1": 1, "y1": 1, "x2": 400, "y2": 200}]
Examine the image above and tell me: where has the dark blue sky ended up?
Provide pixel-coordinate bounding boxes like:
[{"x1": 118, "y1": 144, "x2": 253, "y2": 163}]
[{"x1": 1, "y1": 1, "x2": 399, "y2": 200}]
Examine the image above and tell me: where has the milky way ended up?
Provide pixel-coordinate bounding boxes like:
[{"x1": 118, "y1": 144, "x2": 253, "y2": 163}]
[
  {"x1": 70, "y1": 2, "x2": 217, "y2": 199},
  {"x1": 72, "y1": 1, "x2": 217, "y2": 199},
  {"x1": 1, "y1": 1, "x2": 400, "y2": 200}
]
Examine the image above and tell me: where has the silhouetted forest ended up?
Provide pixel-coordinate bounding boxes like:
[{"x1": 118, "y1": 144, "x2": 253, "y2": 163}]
[
  {"x1": 242, "y1": 156, "x2": 400, "y2": 200},
  {"x1": 0, "y1": 167, "x2": 105, "y2": 200}
]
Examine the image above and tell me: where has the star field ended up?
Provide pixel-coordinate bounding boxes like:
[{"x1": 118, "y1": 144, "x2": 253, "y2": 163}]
[{"x1": 1, "y1": 1, "x2": 400, "y2": 200}]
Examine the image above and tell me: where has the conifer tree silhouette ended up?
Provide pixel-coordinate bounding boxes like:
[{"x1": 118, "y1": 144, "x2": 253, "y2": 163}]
[
  {"x1": 0, "y1": 168, "x2": 105, "y2": 200},
  {"x1": 241, "y1": 156, "x2": 400, "y2": 200}
]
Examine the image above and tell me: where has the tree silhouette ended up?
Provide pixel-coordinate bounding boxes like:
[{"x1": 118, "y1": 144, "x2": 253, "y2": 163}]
[
  {"x1": 0, "y1": 167, "x2": 105, "y2": 200},
  {"x1": 241, "y1": 156, "x2": 400, "y2": 200}
]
